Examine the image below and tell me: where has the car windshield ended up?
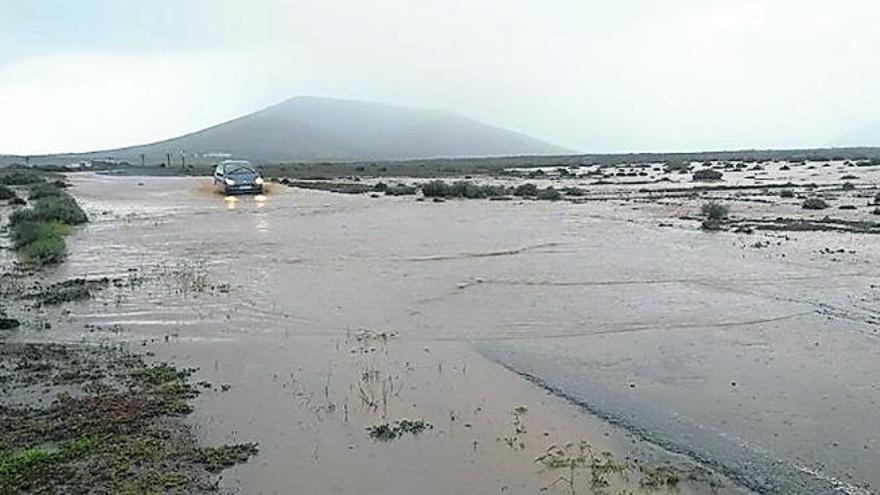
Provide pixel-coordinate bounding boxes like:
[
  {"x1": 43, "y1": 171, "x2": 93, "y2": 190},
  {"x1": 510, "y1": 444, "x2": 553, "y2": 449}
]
[{"x1": 224, "y1": 163, "x2": 256, "y2": 175}]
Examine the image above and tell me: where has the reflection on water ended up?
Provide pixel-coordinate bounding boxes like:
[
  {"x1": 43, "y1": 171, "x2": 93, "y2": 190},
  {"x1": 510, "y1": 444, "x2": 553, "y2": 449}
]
[
  {"x1": 222, "y1": 194, "x2": 270, "y2": 231},
  {"x1": 255, "y1": 195, "x2": 270, "y2": 232}
]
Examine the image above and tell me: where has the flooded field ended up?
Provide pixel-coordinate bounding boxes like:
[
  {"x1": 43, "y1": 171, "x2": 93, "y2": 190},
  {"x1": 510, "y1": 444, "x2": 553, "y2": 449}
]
[{"x1": 3, "y1": 164, "x2": 879, "y2": 494}]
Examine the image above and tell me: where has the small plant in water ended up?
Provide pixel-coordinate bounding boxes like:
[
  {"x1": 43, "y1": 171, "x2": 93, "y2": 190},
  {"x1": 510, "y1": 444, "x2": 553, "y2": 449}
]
[
  {"x1": 367, "y1": 418, "x2": 433, "y2": 441},
  {"x1": 535, "y1": 441, "x2": 630, "y2": 495}
]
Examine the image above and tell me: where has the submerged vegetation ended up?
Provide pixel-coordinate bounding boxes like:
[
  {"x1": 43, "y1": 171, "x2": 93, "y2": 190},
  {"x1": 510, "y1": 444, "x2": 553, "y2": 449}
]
[
  {"x1": 534, "y1": 440, "x2": 687, "y2": 495},
  {"x1": 197, "y1": 444, "x2": 260, "y2": 473},
  {"x1": 367, "y1": 419, "x2": 433, "y2": 441}
]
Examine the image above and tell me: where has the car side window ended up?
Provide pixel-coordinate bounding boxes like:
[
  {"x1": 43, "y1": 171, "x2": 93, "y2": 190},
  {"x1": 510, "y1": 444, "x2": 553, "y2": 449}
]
[{"x1": 214, "y1": 165, "x2": 223, "y2": 176}]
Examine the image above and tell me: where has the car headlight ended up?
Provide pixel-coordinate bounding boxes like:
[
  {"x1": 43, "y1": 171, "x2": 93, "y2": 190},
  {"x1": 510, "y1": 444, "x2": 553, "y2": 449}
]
[
  {"x1": 255, "y1": 177, "x2": 264, "y2": 185},
  {"x1": 225, "y1": 178, "x2": 235, "y2": 186}
]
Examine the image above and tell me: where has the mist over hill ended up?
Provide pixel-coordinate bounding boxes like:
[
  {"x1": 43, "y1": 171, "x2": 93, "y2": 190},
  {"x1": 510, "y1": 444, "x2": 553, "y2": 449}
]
[{"x1": 3, "y1": 97, "x2": 571, "y2": 165}]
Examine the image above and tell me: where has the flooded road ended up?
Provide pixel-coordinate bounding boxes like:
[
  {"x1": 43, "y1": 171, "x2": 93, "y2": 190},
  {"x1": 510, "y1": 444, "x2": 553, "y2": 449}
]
[{"x1": 14, "y1": 173, "x2": 880, "y2": 494}]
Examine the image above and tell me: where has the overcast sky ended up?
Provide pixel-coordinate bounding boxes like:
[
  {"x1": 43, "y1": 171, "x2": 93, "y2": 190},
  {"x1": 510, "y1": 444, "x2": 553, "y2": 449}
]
[{"x1": 1, "y1": 0, "x2": 879, "y2": 155}]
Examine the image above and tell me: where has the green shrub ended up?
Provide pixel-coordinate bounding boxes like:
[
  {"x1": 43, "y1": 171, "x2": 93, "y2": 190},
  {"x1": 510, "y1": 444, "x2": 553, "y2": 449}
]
[
  {"x1": 11, "y1": 221, "x2": 69, "y2": 248},
  {"x1": 28, "y1": 182, "x2": 65, "y2": 200},
  {"x1": 7, "y1": 177, "x2": 87, "y2": 268},
  {"x1": 33, "y1": 194, "x2": 88, "y2": 225},
  {"x1": 12, "y1": 221, "x2": 68, "y2": 265},
  {"x1": 18, "y1": 233, "x2": 66, "y2": 266}
]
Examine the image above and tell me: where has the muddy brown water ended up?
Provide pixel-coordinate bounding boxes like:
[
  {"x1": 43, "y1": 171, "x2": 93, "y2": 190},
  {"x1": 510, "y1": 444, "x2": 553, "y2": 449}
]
[{"x1": 8, "y1": 172, "x2": 880, "y2": 494}]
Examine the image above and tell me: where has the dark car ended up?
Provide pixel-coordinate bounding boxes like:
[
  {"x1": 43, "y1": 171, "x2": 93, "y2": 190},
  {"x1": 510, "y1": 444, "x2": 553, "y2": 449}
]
[{"x1": 213, "y1": 160, "x2": 264, "y2": 195}]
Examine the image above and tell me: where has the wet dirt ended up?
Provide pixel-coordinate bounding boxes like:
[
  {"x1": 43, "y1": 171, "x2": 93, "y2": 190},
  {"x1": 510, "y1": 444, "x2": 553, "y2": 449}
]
[{"x1": 5, "y1": 169, "x2": 879, "y2": 494}]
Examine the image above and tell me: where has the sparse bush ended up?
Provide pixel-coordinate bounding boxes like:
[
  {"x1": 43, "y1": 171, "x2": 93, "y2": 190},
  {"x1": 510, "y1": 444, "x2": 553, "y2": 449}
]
[
  {"x1": 802, "y1": 198, "x2": 829, "y2": 210},
  {"x1": 872, "y1": 207, "x2": 880, "y2": 215},
  {"x1": 536, "y1": 187, "x2": 562, "y2": 201},
  {"x1": 842, "y1": 182, "x2": 855, "y2": 191},
  {"x1": 420, "y1": 180, "x2": 452, "y2": 198},
  {"x1": 513, "y1": 183, "x2": 539, "y2": 197},
  {"x1": 0, "y1": 171, "x2": 44, "y2": 186},
  {"x1": 664, "y1": 161, "x2": 691, "y2": 173},
  {"x1": 562, "y1": 187, "x2": 587, "y2": 196},
  {"x1": 701, "y1": 201, "x2": 729, "y2": 220},
  {"x1": 28, "y1": 182, "x2": 65, "y2": 200},
  {"x1": 419, "y1": 180, "x2": 508, "y2": 199},
  {"x1": 693, "y1": 169, "x2": 723, "y2": 181},
  {"x1": 384, "y1": 184, "x2": 416, "y2": 196},
  {"x1": 421, "y1": 180, "x2": 502, "y2": 199},
  {"x1": 779, "y1": 189, "x2": 795, "y2": 198},
  {"x1": 450, "y1": 181, "x2": 484, "y2": 198},
  {"x1": 0, "y1": 184, "x2": 17, "y2": 201},
  {"x1": 700, "y1": 201, "x2": 729, "y2": 231}
]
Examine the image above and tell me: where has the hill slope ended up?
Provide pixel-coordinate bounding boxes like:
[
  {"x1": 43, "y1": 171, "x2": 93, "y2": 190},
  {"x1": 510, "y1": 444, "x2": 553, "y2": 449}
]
[{"x1": 13, "y1": 97, "x2": 571, "y2": 164}]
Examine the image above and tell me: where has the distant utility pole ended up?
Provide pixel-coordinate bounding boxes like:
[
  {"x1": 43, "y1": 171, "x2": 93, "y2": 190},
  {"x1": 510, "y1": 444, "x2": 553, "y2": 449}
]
[
  {"x1": 181, "y1": 152, "x2": 186, "y2": 169},
  {"x1": 140, "y1": 153, "x2": 145, "y2": 167},
  {"x1": 24, "y1": 156, "x2": 30, "y2": 167},
  {"x1": 166, "y1": 151, "x2": 172, "y2": 168}
]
